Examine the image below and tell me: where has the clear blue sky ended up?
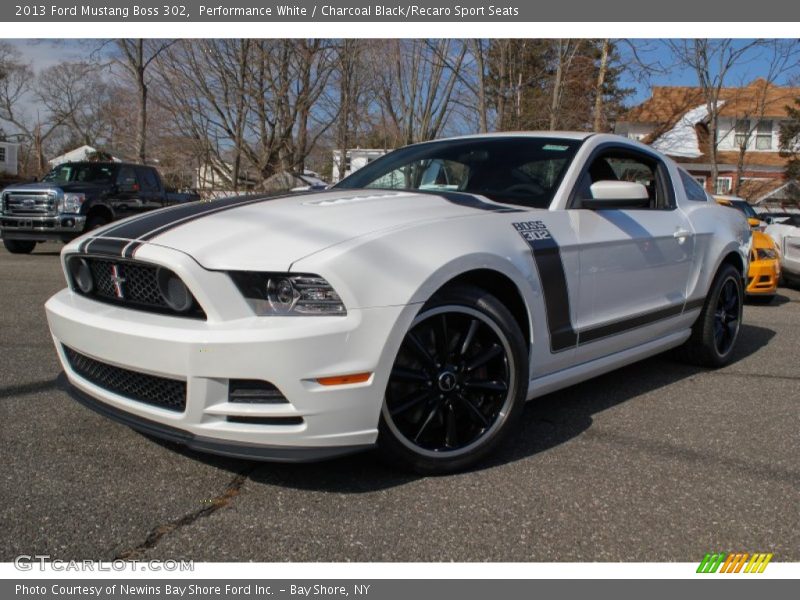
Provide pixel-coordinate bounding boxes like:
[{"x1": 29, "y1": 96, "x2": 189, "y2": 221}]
[{"x1": 619, "y1": 39, "x2": 799, "y2": 105}]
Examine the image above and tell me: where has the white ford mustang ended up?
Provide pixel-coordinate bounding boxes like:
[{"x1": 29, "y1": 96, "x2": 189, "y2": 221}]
[{"x1": 45, "y1": 133, "x2": 751, "y2": 473}]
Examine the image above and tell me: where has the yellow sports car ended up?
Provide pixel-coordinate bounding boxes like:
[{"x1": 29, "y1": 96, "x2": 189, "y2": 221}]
[{"x1": 715, "y1": 196, "x2": 780, "y2": 302}]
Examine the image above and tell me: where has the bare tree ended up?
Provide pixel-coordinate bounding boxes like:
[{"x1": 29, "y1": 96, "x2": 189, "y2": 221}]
[
  {"x1": 374, "y1": 39, "x2": 467, "y2": 145},
  {"x1": 665, "y1": 39, "x2": 766, "y2": 186},
  {"x1": 725, "y1": 40, "x2": 800, "y2": 195},
  {"x1": 550, "y1": 40, "x2": 583, "y2": 130},
  {"x1": 112, "y1": 39, "x2": 176, "y2": 163},
  {"x1": 592, "y1": 39, "x2": 611, "y2": 132}
]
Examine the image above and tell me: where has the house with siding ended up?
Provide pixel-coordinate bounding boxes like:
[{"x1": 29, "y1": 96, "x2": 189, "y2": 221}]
[{"x1": 615, "y1": 79, "x2": 800, "y2": 204}]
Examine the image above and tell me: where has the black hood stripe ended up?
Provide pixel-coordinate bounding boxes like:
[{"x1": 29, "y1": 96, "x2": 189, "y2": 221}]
[
  {"x1": 431, "y1": 191, "x2": 525, "y2": 213},
  {"x1": 79, "y1": 192, "x2": 308, "y2": 257},
  {"x1": 82, "y1": 238, "x2": 130, "y2": 257}
]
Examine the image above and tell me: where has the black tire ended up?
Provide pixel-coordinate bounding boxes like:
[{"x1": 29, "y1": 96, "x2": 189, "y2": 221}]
[
  {"x1": 378, "y1": 285, "x2": 528, "y2": 474},
  {"x1": 678, "y1": 264, "x2": 743, "y2": 368},
  {"x1": 84, "y1": 215, "x2": 110, "y2": 233},
  {"x1": 3, "y1": 239, "x2": 36, "y2": 254}
]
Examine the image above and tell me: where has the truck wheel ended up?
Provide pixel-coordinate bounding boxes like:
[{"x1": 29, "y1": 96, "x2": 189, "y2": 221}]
[
  {"x1": 85, "y1": 215, "x2": 110, "y2": 232},
  {"x1": 3, "y1": 239, "x2": 36, "y2": 254}
]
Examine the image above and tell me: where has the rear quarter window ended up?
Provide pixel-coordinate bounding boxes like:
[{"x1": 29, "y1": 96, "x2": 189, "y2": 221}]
[{"x1": 679, "y1": 170, "x2": 710, "y2": 202}]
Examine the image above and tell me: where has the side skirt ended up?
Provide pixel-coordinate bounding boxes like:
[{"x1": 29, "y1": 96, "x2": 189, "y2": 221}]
[{"x1": 526, "y1": 329, "x2": 691, "y2": 400}]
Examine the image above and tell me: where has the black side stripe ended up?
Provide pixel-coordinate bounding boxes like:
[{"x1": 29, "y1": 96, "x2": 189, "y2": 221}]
[
  {"x1": 578, "y1": 303, "x2": 684, "y2": 345},
  {"x1": 516, "y1": 221, "x2": 705, "y2": 352},
  {"x1": 515, "y1": 222, "x2": 578, "y2": 353}
]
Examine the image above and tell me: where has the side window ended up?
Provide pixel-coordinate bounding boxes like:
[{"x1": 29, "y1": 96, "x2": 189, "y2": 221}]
[
  {"x1": 573, "y1": 148, "x2": 674, "y2": 209},
  {"x1": 117, "y1": 167, "x2": 138, "y2": 190},
  {"x1": 136, "y1": 167, "x2": 161, "y2": 192},
  {"x1": 679, "y1": 170, "x2": 709, "y2": 202}
]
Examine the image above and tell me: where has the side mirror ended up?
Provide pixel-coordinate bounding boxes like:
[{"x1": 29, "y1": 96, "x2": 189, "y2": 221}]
[{"x1": 583, "y1": 181, "x2": 650, "y2": 209}]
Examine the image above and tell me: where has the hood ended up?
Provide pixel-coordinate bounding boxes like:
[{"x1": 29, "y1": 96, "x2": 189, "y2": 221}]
[{"x1": 79, "y1": 190, "x2": 516, "y2": 271}]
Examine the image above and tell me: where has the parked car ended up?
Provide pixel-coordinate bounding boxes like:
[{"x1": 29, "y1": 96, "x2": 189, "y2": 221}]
[
  {"x1": 45, "y1": 133, "x2": 751, "y2": 473},
  {"x1": 714, "y1": 196, "x2": 780, "y2": 302},
  {"x1": 765, "y1": 216, "x2": 800, "y2": 286},
  {"x1": 0, "y1": 162, "x2": 199, "y2": 254}
]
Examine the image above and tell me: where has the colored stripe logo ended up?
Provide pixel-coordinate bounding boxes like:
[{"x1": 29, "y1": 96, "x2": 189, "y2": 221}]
[{"x1": 697, "y1": 552, "x2": 773, "y2": 573}]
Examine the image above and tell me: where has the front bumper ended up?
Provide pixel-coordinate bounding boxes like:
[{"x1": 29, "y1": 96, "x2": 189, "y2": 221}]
[
  {"x1": 1, "y1": 214, "x2": 86, "y2": 240},
  {"x1": 46, "y1": 288, "x2": 417, "y2": 460},
  {"x1": 746, "y1": 259, "x2": 780, "y2": 296}
]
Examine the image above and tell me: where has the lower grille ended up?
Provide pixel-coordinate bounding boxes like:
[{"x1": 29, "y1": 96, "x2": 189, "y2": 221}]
[{"x1": 63, "y1": 346, "x2": 186, "y2": 412}]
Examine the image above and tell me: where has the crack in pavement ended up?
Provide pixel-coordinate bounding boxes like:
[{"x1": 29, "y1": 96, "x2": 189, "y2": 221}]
[
  {"x1": 705, "y1": 371, "x2": 800, "y2": 383},
  {"x1": 114, "y1": 464, "x2": 256, "y2": 560}
]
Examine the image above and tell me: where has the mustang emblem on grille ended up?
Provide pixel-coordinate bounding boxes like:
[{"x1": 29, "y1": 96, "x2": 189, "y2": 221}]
[{"x1": 109, "y1": 264, "x2": 126, "y2": 299}]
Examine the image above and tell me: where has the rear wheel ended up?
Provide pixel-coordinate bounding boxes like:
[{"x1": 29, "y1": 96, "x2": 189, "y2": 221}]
[
  {"x1": 378, "y1": 286, "x2": 528, "y2": 474},
  {"x1": 678, "y1": 263, "x2": 743, "y2": 367},
  {"x1": 3, "y1": 239, "x2": 36, "y2": 254}
]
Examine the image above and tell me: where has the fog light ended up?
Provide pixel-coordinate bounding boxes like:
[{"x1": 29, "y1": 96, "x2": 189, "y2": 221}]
[
  {"x1": 156, "y1": 268, "x2": 193, "y2": 312},
  {"x1": 69, "y1": 258, "x2": 93, "y2": 293}
]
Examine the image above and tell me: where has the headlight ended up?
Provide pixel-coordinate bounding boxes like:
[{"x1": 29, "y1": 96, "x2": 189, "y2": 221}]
[
  {"x1": 59, "y1": 193, "x2": 86, "y2": 214},
  {"x1": 229, "y1": 272, "x2": 346, "y2": 316},
  {"x1": 756, "y1": 248, "x2": 778, "y2": 260}
]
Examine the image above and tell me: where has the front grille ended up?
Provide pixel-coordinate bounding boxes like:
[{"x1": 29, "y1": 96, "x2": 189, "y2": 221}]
[
  {"x1": 63, "y1": 346, "x2": 186, "y2": 412},
  {"x1": 3, "y1": 192, "x2": 56, "y2": 216},
  {"x1": 68, "y1": 256, "x2": 206, "y2": 319}
]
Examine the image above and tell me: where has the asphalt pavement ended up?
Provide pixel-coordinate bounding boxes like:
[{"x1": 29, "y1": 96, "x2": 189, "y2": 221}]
[{"x1": 1, "y1": 242, "x2": 798, "y2": 562}]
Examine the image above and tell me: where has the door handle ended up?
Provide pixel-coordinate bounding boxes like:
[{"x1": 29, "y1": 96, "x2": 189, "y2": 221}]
[{"x1": 674, "y1": 229, "x2": 694, "y2": 239}]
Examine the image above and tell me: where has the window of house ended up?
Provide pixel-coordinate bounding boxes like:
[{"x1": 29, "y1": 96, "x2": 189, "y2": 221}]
[
  {"x1": 756, "y1": 120, "x2": 773, "y2": 150},
  {"x1": 0, "y1": 147, "x2": 6, "y2": 163},
  {"x1": 734, "y1": 119, "x2": 750, "y2": 148},
  {"x1": 693, "y1": 175, "x2": 707, "y2": 189},
  {"x1": 715, "y1": 176, "x2": 733, "y2": 195}
]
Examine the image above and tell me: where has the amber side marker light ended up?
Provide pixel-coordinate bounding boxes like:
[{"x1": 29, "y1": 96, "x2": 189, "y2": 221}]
[{"x1": 317, "y1": 373, "x2": 372, "y2": 386}]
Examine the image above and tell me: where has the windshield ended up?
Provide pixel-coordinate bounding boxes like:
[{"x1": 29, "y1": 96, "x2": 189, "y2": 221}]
[
  {"x1": 42, "y1": 164, "x2": 116, "y2": 184},
  {"x1": 334, "y1": 137, "x2": 581, "y2": 208}
]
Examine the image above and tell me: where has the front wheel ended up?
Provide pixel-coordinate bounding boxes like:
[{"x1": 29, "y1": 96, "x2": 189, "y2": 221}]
[
  {"x1": 678, "y1": 263, "x2": 743, "y2": 368},
  {"x1": 378, "y1": 286, "x2": 528, "y2": 474},
  {"x1": 3, "y1": 239, "x2": 36, "y2": 254}
]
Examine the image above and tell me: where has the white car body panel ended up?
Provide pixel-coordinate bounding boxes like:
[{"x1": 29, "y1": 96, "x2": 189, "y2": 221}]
[
  {"x1": 44, "y1": 133, "x2": 751, "y2": 460},
  {"x1": 765, "y1": 223, "x2": 800, "y2": 279}
]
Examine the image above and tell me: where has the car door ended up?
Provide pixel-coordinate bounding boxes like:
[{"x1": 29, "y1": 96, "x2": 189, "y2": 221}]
[{"x1": 569, "y1": 146, "x2": 695, "y2": 363}]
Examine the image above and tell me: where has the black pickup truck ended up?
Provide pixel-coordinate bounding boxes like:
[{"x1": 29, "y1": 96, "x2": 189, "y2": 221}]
[{"x1": 0, "y1": 162, "x2": 200, "y2": 254}]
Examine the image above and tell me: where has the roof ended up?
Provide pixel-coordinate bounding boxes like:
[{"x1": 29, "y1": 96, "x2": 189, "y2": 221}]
[{"x1": 623, "y1": 79, "x2": 800, "y2": 125}]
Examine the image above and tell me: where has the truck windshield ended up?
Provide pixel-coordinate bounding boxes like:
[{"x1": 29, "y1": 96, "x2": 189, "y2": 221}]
[
  {"x1": 42, "y1": 164, "x2": 116, "y2": 184},
  {"x1": 334, "y1": 137, "x2": 581, "y2": 209}
]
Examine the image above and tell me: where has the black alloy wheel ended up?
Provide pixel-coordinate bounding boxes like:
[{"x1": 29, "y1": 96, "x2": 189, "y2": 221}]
[
  {"x1": 713, "y1": 278, "x2": 741, "y2": 356},
  {"x1": 379, "y1": 286, "x2": 527, "y2": 474}
]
